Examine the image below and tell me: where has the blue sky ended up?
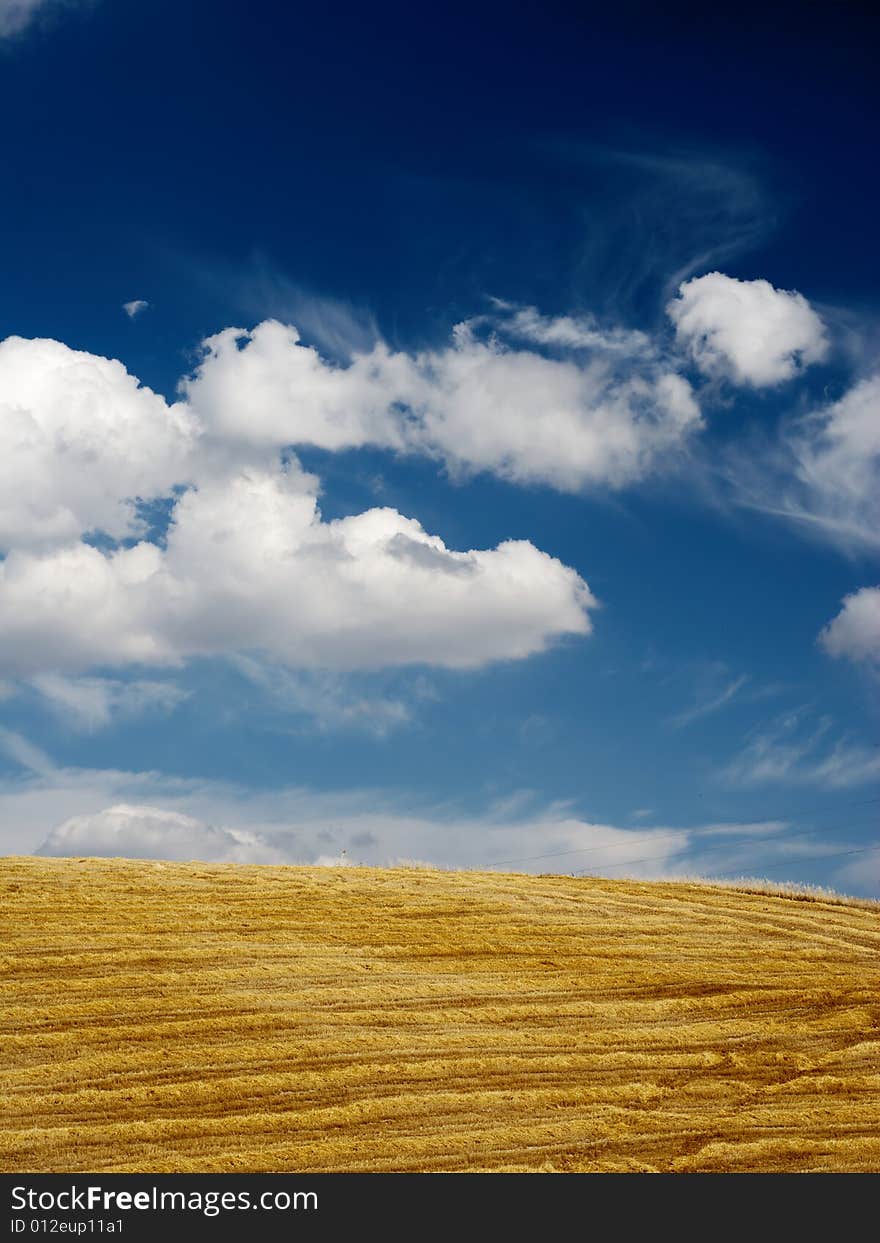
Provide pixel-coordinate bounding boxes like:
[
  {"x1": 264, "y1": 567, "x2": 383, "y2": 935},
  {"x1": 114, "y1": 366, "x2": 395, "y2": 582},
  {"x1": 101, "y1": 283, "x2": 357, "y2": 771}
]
[{"x1": 0, "y1": 0, "x2": 878, "y2": 892}]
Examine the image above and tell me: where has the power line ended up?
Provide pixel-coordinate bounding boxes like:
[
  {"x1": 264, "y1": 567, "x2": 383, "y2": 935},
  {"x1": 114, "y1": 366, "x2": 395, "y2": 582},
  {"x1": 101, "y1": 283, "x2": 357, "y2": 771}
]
[
  {"x1": 489, "y1": 832, "x2": 688, "y2": 869},
  {"x1": 715, "y1": 845, "x2": 875, "y2": 878}
]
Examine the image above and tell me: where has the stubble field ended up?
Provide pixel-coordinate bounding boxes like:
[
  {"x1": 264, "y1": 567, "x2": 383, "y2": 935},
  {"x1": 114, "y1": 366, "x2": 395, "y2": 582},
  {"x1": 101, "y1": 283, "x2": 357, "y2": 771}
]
[{"x1": 2, "y1": 855, "x2": 879, "y2": 1172}]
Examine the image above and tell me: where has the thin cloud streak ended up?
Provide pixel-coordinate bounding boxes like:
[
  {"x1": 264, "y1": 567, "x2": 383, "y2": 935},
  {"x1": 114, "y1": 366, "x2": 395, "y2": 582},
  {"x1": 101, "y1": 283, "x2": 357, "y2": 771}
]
[
  {"x1": 670, "y1": 673, "x2": 750, "y2": 729},
  {"x1": 722, "y1": 711, "x2": 880, "y2": 790}
]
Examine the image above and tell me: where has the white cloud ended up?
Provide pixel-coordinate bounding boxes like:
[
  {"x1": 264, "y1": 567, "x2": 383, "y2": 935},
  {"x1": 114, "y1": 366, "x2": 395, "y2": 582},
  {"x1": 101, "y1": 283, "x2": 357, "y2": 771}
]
[
  {"x1": 0, "y1": 279, "x2": 846, "y2": 697},
  {"x1": 811, "y1": 743, "x2": 880, "y2": 789},
  {"x1": 723, "y1": 711, "x2": 880, "y2": 789},
  {"x1": 0, "y1": 318, "x2": 611, "y2": 679},
  {"x1": 182, "y1": 311, "x2": 702, "y2": 491},
  {"x1": 718, "y1": 373, "x2": 880, "y2": 553},
  {"x1": 494, "y1": 302, "x2": 652, "y2": 354},
  {"x1": 0, "y1": 746, "x2": 864, "y2": 888},
  {"x1": 783, "y1": 378, "x2": 880, "y2": 548},
  {"x1": 180, "y1": 321, "x2": 409, "y2": 453},
  {"x1": 0, "y1": 298, "x2": 703, "y2": 573},
  {"x1": 0, "y1": 0, "x2": 94, "y2": 39},
  {"x1": 0, "y1": 733, "x2": 693, "y2": 872},
  {"x1": 179, "y1": 252, "x2": 382, "y2": 359},
  {"x1": 30, "y1": 674, "x2": 187, "y2": 732},
  {"x1": 231, "y1": 656, "x2": 411, "y2": 737},
  {"x1": 667, "y1": 272, "x2": 828, "y2": 386},
  {"x1": 0, "y1": 726, "x2": 55, "y2": 776},
  {"x1": 0, "y1": 465, "x2": 594, "y2": 675},
  {"x1": 122, "y1": 299, "x2": 149, "y2": 319},
  {"x1": 0, "y1": 0, "x2": 51, "y2": 36},
  {"x1": 677, "y1": 833, "x2": 869, "y2": 892},
  {"x1": 25, "y1": 782, "x2": 691, "y2": 876},
  {"x1": 0, "y1": 542, "x2": 178, "y2": 673},
  {"x1": 835, "y1": 847, "x2": 880, "y2": 895},
  {"x1": 0, "y1": 336, "x2": 197, "y2": 551},
  {"x1": 820, "y1": 587, "x2": 880, "y2": 665},
  {"x1": 38, "y1": 803, "x2": 284, "y2": 864},
  {"x1": 408, "y1": 323, "x2": 701, "y2": 491},
  {"x1": 28, "y1": 784, "x2": 846, "y2": 889},
  {"x1": 722, "y1": 374, "x2": 880, "y2": 552},
  {"x1": 694, "y1": 820, "x2": 789, "y2": 839},
  {"x1": 670, "y1": 673, "x2": 749, "y2": 729}
]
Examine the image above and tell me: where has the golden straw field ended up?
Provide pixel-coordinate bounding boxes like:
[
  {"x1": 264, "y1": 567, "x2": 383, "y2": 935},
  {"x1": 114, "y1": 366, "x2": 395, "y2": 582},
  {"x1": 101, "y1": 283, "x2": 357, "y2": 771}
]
[{"x1": 2, "y1": 855, "x2": 879, "y2": 1173}]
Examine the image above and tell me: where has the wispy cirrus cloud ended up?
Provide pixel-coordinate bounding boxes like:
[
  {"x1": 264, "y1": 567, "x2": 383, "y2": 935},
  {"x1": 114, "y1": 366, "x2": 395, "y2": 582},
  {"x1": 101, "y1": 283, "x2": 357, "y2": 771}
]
[
  {"x1": 0, "y1": 0, "x2": 91, "y2": 39},
  {"x1": 550, "y1": 144, "x2": 774, "y2": 315},
  {"x1": 0, "y1": 0, "x2": 50, "y2": 37},
  {"x1": 722, "y1": 710, "x2": 880, "y2": 789},
  {"x1": 720, "y1": 374, "x2": 880, "y2": 554},
  {"x1": 0, "y1": 726, "x2": 55, "y2": 776},
  {"x1": 836, "y1": 846, "x2": 880, "y2": 894},
  {"x1": 670, "y1": 672, "x2": 750, "y2": 729},
  {"x1": 177, "y1": 250, "x2": 381, "y2": 360},
  {"x1": 487, "y1": 299, "x2": 651, "y2": 355},
  {"x1": 229, "y1": 656, "x2": 412, "y2": 738},
  {"x1": 29, "y1": 674, "x2": 188, "y2": 733}
]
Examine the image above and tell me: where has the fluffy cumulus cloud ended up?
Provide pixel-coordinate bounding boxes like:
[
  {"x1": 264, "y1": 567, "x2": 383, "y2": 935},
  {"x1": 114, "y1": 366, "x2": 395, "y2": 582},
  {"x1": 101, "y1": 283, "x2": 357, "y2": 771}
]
[
  {"x1": 0, "y1": 336, "x2": 197, "y2": 550},
  {"x1": 38, "y1": 803, "x2": 284, "y2": 864},
  {"x1": 406, "y1": 324, "x2": 700, "y2": 491},
  {"x1": 182, "y1": 310, "x2": 702, "y2": 491},
  {"x1": 0, "y1": 462, "x2": 593, "y2": 675},
  {"x1": 1, "y1": 280, "x2": 847, "y2": 688},
  {"x1": 667, "y1": 272, "x2": 828, "y2": 386},
  {"x1": 0, "y1": 301, "x2": 710, "y2": 682},
  {"x1": 820, "y1": 587, "x2": 880, "y2": 664},
  {"x1": 181, "y1": 321, "x2": 409, "y2": 453}
]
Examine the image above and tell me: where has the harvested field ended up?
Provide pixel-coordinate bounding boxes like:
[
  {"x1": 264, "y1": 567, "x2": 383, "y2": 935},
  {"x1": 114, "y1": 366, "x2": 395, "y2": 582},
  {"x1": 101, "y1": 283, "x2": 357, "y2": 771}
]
[{"x1": 2, "y1": 855, "x2": 879, "y2": 1173}]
